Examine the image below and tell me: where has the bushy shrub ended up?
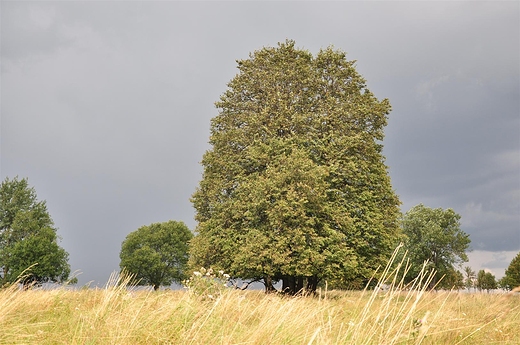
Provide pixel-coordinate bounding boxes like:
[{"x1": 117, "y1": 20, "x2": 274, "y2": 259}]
[{"x1": 183, "y1": 267, "x2": 231, "y2": 299}]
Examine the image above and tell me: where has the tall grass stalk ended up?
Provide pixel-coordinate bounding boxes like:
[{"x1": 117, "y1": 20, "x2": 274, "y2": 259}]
[{"x1": 345, "y1": 244, "x2": 439, "y2": 344}]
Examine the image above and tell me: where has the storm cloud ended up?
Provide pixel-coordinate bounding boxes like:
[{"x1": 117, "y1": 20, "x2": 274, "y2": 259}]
[{"x1": 1, "y1": 1, "x2": 518, "y2": 285}]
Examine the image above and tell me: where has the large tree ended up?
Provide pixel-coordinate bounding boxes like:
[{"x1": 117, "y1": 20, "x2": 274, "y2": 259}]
[
  {"x1": 401, "y1": 204, "x2": 471, "y2": 289},
  {"x1": 119, "y1": 220, "x2": 193, "y2": 290},
  {"x1": 190, "y1": 40, "x2": 401, "y2": 294},
  {"x1": 499, "y1": 252, "x2": 520, "y2": 290},
  {"x1": 0, "y1": 176, "x2": 72, "y2": 286}
]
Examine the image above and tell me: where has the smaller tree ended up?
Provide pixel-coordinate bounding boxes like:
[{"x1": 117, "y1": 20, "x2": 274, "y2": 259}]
[
  {"x1": 463, "y1": 266, "x2": 476, "y2": 291},
  {"x1": 401, "y1": 204, "x2": 471, "y2": 289},
  {"x1": 120, "y1": 220, "x2": 193, "y2": 290},
  {"x1": 1, "y1": 176, "x2": 72, "y2": 286},
  {"x1": 499, "y1": 252, "x2": 520, "y2": 290},
  {"x1": 476, "y1": 270, "x2": 497, "y2": 292},
  {"x1": 442, "y1": 269, "x2": 465, "y2": 290}
]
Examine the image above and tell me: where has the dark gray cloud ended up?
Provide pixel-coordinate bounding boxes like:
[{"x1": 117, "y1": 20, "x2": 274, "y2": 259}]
[{"x1": 1, "y1": 1, "x2": 518, "y2": 284}]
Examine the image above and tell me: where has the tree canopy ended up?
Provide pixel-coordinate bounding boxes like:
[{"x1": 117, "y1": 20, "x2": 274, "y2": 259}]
[
  {"x1": 119, "y1": 220, "x2": 193, "y2": 290},
  {"x1": 0, "y1": 176, "x2": 72, "y2": 286},
  {"x1": 476, "y1": 269, "x2": 497, "y2": 292},
  {"x1": 499, "y1": 252, "x2": 520, "y2": 290},
  {"x1": 401, "y1": 204, "x2": 471, "y2": 289},
  {"x1": 190, "y1": 40, "x2": 401, "y2": 294}
]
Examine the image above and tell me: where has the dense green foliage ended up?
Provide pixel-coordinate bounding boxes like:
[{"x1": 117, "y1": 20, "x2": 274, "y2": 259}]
[
  {"x1": 401, "y1": 204, "x2": 471, "y2": 289},
  {"x1": 0, "y1": 176, "x2": 71, "y2": 286},
  {"x1": 442, "y1": 269, "x2": 465, "y2": 290},
  {"x1": 119, "y1": 220, "x2": 193, "y2": 290},
  {"x1": 191, "y1": 40, "x2": 401, "y2": 294},
  {"x1": 476, "y1": 269, "x2": 497, "y2": 292},
  {"x1": 499, "y1": 252, "x2": 520, "y2": 290}
]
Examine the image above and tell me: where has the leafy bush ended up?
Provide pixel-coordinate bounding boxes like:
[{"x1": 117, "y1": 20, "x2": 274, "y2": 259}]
[{"x1": 183, "y1": 267, "x2": 231, "y2": 299}]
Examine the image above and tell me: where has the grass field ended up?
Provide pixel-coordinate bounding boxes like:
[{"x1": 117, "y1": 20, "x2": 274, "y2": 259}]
[{"x1": 1, "y1": 273, "x2": 518, "y2": 345}]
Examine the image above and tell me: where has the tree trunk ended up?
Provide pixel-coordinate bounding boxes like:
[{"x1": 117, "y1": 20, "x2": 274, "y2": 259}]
[
  {"x1": 295, "y1": 277, "x2": 304, "y2": 294},
  {"x1": 282, "y1": 276, "x2": 295, "y2": 295},
  {"x1": 305, "y1": 276, "x2": 319, "y2": 295},
  {"x1": 264, "y1": 276, "x2": 277, "y2": 293},
  {"x1": 282, "y1": 276, "x2": 307, "y2": 295}
]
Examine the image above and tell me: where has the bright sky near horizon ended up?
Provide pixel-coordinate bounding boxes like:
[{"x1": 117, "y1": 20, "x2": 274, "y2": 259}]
[{"x1": 1, "y1": 1, "x2": 519, "y2": 286}]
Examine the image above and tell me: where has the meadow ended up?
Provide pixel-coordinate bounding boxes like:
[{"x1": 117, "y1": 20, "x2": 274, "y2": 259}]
[{"x1": 1, "y1": 272, "x2": 518, "y2": 345}]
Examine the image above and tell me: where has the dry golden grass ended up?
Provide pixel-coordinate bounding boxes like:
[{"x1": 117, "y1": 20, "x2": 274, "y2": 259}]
[
  {"x1": 1, "y1": 274, "x2": 518, "y2": 344},
  {"x1": 2, "y1": 249, "x2": 518, "y2": 344}
]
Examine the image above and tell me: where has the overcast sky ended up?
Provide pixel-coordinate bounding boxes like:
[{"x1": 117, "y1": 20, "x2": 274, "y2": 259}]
[{"x1": 1, "y1": 1, "x2": 519, "y2": 286}]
